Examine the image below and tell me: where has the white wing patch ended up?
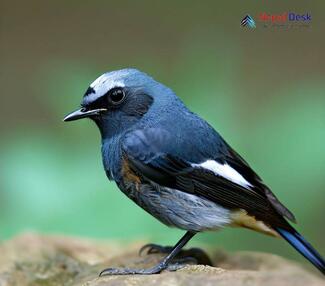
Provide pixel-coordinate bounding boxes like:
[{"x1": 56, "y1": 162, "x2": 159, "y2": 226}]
[{"x1": 192, "y1": 160, "x2": 253, "y2": 189}]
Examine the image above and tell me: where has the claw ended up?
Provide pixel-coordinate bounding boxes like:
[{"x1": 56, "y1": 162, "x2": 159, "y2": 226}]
[
  {"x1": 139, "y1": 243, "x2": 213, "y2": 266},
  {"x1": 100, "y1": 232, "x2": 198, "y2": 276},
  {"x1": 165, "y1": 257, "x2": 198, "y2": 271},
  {"x1": 139, "y1": 243, "x2": 173, "y2": 256},
  {"x1": 139, "y1": 243, "x2": 158, "y2": 256},
  {"x1": 99, "y1": 265, "x2": 164, "y2": 276},
  {"x1": 99, "y1": 257, "x2": 198, "y2": 276},
  {"x1": 147, "y1": 246, "x2": 162, "y2": 254}
]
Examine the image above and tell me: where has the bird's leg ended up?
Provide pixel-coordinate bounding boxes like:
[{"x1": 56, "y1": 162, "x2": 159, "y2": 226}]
[
  {"x1": 99, "y1": 231, "x2": 196, "y2": 276},
  {"x1": 139, "y1": 243, "x2": 213, "y2": 266}
]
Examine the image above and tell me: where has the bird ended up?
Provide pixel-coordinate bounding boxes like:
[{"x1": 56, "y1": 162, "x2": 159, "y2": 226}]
[{"x1": 63, "y1": 68, "x2": 325, "y2": 276}]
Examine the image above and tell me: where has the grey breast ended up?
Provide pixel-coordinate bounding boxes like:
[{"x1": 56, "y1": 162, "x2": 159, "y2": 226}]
[{"x1": 122, "y1": 179, "x2": 232, "y2": 232}]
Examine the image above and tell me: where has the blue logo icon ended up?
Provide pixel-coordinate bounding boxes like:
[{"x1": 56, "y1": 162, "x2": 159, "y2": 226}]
[{"x1": 241, "y1": 15, "x2": 256, "y2": 28}]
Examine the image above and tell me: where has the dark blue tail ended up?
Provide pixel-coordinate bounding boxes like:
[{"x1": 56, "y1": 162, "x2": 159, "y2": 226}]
[{"x1": 276, "y1": 227, "x2": 325, "y2": 275}]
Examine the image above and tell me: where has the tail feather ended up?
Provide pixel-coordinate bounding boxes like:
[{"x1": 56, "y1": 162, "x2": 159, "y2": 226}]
[{"x1": 276, "y1": 227, "x2": 325, "y2": 275}]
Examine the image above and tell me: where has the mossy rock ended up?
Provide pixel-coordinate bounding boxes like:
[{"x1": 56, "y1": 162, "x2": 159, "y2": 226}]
[{"x1": 0, "y1": 233, "x2": 323, "y2": 286}]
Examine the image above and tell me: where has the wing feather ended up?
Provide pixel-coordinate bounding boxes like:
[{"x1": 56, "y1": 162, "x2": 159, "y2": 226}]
[{"x1": 122, "y1": 128, "x2": 295, "y2": 228}]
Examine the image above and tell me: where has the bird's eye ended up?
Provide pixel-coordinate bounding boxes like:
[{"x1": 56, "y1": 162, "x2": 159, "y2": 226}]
[{"x1": 108, "y1": 88, "x2": 126, "y2": 105}]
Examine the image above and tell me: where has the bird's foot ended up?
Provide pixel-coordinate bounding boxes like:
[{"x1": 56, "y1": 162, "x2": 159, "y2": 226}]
[
  {"x1": 100, "y1": 232, "x2": 198, "y2": 276},
  {"x1": 99, "y1": 257, "x2": 195, "y2": 276},
  {"x1": 139, "y1": 243, "x2": 213, "y2": 266},
  {"x1": 139, "y1": 243, "x2": 173, "y2": 255}
]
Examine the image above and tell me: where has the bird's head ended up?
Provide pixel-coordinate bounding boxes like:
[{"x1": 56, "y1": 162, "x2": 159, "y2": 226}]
[{"x1": 63, "y1": 68, "x2": 177, "y2": 138}]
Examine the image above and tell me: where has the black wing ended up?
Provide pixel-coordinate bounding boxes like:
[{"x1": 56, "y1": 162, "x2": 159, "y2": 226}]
[
  {"x1": 218, "y1": 140, "x2": 296, "y2": 222},
  {"x1": 122, "y1": 128, "x2": 295, "y2": 227}
]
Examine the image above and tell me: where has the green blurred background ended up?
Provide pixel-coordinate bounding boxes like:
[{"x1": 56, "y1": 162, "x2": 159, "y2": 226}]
[{"x1": 1, "y1": 0, "x2": 324, "y2": 267}]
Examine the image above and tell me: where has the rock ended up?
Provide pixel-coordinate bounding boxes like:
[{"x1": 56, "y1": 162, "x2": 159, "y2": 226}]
[{"x1": 0, "y1": 233, "x2": 323, "y2": 286}]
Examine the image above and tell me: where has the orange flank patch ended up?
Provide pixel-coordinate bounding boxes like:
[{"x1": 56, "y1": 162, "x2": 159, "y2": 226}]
[
  {"x1": 122, "y1": 158, "x2": 141, "y2": 190},
  {"x1": 230, "y1": 209, "x2": 279, "y2": 237}
]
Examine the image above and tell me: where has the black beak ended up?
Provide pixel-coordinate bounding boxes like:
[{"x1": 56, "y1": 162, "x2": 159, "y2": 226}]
[{"x1": 63, "y1": 108, "x2": 107, "y2": 122}]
